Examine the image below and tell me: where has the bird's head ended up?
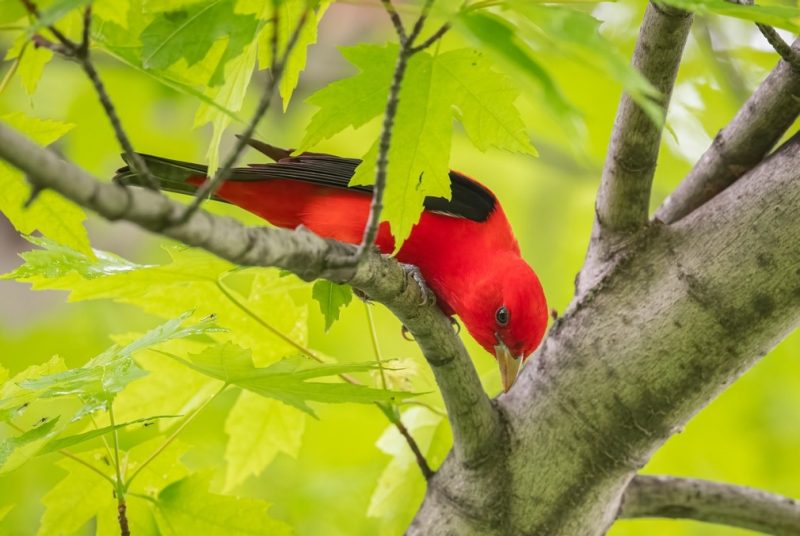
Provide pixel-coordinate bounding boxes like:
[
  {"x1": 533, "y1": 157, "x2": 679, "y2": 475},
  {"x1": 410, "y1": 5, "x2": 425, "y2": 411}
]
[{"x1": 457, "y1": 253, "x2": 548, "y2": 392}]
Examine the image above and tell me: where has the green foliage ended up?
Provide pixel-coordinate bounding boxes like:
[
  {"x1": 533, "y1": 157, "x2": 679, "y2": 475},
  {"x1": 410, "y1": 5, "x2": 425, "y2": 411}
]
[
  {"x1": 140, "y1": 1, "x2": 258, "y2": 86},
  {"x1": 156, "y1": 474, "x2": 291, "y2": 535},
  {"x1": 175, "y1": 342, "x2": 416, "y2": 416},
  {"x1": 304, "y1": 44, "x2": 535, "y2": 247},
  {"x1": 312, "y1": 279, "x2": 353, "y2": 331}
]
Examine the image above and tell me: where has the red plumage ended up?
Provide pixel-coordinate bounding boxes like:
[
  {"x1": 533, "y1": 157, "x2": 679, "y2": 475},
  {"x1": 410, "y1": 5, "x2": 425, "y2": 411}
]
[{"x1": 116, "y1": 142, "x2": 548, "y2": 390}]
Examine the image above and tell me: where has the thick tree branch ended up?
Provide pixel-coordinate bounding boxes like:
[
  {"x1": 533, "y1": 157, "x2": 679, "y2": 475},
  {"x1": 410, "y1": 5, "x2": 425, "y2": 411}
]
[
  {"x1": 0, "y1": 121, "x2": 502, "y2": 467},
  {"x1": 579, "y1": 2, "x2": 692, "y2": 293},
  {"x1": 411, "y1": 131, "x2": 800, "y2": 534},
  {"x1": 657, "y1": 37, "x2": 800, "y2": 224},
  {"x1": 619, "y1": 475, "x2": 800, "y2": 536}
]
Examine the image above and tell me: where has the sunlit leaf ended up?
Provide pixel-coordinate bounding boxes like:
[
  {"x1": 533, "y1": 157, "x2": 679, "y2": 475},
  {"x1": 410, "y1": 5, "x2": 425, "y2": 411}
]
[
  {"x1": 155, "y1": 474, "x2": 291, "y2": 535},
  {"x1": 37, "y1": 455, "x2": 115, "y2": 536},
  {"x1": 0, "y1": 417, "x2": 59, "y2": 474},
  {"x1": 140, "y1": 0, "x2": 258, "y2": 86},
  {"x1": 39, "y1": 414, "x2": 180, "y2": 454},
  {"x1": 223, "y1": 391, "x2": 305, "y2": 491},
  {"x1": 173, "y1": 342, "x2": 416, "y2": 416},
  {"x1": 3, "y1": 313, "x2": 221, "y2": 419}
]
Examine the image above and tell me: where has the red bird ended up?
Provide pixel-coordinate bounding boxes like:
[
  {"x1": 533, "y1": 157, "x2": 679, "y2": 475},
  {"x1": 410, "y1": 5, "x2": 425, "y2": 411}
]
[{"x1": 115, "y1": 140, "x2": 548, "y2": 391}]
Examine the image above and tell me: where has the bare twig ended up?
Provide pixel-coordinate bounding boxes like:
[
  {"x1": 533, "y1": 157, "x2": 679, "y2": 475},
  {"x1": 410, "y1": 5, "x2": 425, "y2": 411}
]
[
  {"x1": 619, "y1": 475, "x2": 800, "y2": 535},
  {"x1": 356, "y1": 0, "x2": 445, "y2": 260},
  {"x1": 409, "y1": 22, "x2": 450, "y2": 54},
  {"x1": 381, "y1": 0, "x2": 408, "y2": 44},
  {"x1": 179, "y1": 7, "x2": 310, "y2": 222},
  {"x1": 394, "y1": 416, "x2": 434, "y2": 479},
  {"x1": 656, "y1": 36, "x2": 800, "y2": 223},
  {"x1": 733, "y1": 0, "x2": 800, "y2": 71}
]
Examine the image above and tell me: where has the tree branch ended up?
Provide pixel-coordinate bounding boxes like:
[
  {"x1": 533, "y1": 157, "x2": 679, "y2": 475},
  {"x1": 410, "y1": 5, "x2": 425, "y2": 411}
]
[
  {"x1": 579, "y1": 2, "x2": 692, "y2": 293},
  {"x1": 656, "y1": 36, "x2": 800, "y2": 223},
  {"x1": 0, "y1": 120, "x2": 502, "y2": 467},
  {"x1": 594, "y1": 2, "x2": 692, "y2": 234},
  {"x1": 619, "y1": 475, "x2": 800, "y2": 536},
  {"x1": 412, "y1": 131, "x2": 800, "y2": 534}
]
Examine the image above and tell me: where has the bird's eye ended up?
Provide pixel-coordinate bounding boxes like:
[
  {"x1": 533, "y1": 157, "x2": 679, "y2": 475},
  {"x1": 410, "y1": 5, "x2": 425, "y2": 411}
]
[{"x1": 495, "y1": 305, "x2": 510, "y2": 327}]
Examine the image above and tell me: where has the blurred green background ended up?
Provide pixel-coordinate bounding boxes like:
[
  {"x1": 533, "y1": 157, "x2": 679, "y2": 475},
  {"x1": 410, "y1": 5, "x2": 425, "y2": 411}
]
[{"x1": 1, "y1": 1, "x2": 799, "y2": 535}]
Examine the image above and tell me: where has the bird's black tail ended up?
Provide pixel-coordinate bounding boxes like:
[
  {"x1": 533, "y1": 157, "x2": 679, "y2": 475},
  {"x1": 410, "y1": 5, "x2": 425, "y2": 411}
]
[{"x1": 113, "y1": 154, "x2": 212, "y2": 198}]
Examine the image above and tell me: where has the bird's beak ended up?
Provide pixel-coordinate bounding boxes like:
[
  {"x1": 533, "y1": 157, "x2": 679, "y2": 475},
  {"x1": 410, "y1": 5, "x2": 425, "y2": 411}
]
[{"x1": 494, "y1": 341, "x2": 522, "y2": 393}]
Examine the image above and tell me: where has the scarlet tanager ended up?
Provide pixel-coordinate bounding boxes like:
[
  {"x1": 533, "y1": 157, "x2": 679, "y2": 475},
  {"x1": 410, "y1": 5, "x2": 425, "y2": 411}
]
[{"x1": 115, "y1": 140, "x2": 548, "y2": 391}]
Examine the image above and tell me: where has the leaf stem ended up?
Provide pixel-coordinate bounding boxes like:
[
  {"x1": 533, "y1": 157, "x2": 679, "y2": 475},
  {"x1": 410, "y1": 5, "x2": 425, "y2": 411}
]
[
  {"x1": 124, "y1": 383, "x2": 227, "y2": 491},
  {"x1": 364, "y1": 302, "x2": 388, "y2": 390}
]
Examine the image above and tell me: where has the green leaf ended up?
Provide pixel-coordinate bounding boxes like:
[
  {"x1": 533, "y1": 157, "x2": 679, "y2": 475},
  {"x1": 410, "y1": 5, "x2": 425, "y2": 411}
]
[
  {"x1": 4, "y1": 241, "x2": 310, "y2": 365},
  {"x1": 175, "y1": 343, "x2": 416, "y2": 416},
  {"x1": 4, "y1": 235, "x2": 137, "y2": 281},
  {"x1": 658, "y1": 0, "x2": 800, "y2": 32},
  {"x1": 0, "y1": 504, "x2": 13, "y2": 523},
  {"x1": 39, "y1": 414, "x2": 181, "y2": 454},
  {"x1": 155, "y1": 474, "x2": 291, "y2": 536},
  {"x1": 434, "y1": 48, "x2": 537, "y2": 155},
  {"x1": 0, "y1": 355, "x2": 67, "y2": 422},
  {"x1": 4, "y1": 313, "x2": 221, "y2": 419},
  {"x1": 0, "y1": 113, "x2": 91, "y2": 255},
  {"x1": 257, "y1": 0, "x2": 331, "y2": 110},
  {"x1": 302, "y1": 43, "x2": 535, "y2": 248},
  {"x1": 140, "y1": 0, "x2": 259, "y2": 86},
  {"x1": 223, "y1": 391, "x2": 305, "y2": 491},
  {"x1": 17, "y1": 42, "x2": 53, "y2": 95},
  {"x1": 368, "y1": 407, "x2": 452, "y2": 534},
  {"x1": 0, "y1": 417, "x2": 59, "y2": 474},
  {"x1": 312, "y1": 280, "x2": 353, "y2": 331},
  {"x1": 300, "y1": 44, "x2": 398, "y2": 150},
  {"x1": 37, "y1": 456, "x2": 116, "y2": 536},
  {"x1": 455, "y1": 11, "x2": 582, "y2": 139}
]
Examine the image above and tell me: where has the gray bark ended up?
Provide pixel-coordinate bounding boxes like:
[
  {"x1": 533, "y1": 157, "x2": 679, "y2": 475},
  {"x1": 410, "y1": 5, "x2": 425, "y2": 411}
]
[{"x1": 619, "y1": 476, "x2": 800, "y2": 535}]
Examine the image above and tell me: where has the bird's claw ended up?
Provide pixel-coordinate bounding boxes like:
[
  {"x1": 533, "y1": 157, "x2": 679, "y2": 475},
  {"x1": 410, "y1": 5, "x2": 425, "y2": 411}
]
[
  {"x1": 401, "y1": 317, "x2": 458, "y2": 341},
  {"x1": 399, "y1": 263, "x2": 434, "y2": 306},
  {"x1": 353, "y1": 288, "x2": 372, "y2": 304}
]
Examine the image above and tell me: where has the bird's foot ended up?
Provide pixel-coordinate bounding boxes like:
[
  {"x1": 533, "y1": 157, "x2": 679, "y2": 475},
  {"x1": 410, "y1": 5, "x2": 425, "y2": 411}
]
[
  {"x1": 401, "y1": 317, "x2": 458, "y2": 341},
  {"x1": 399, "y1": 263, "x2": 435, "y2": 306}
]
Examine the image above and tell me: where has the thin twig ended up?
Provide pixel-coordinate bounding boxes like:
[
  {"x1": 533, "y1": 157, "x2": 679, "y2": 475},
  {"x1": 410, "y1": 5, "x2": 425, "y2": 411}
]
[
  {"x1": 394, "y1": 415, "x2": 434, "y2": 479},
  {"x1": 124, "y1": 383, "x2": 227, "y2": 491},
  {"x1": 409, "y1": 22, "x2": 450, "y2": 54},
  {"x1": 22, "y1": 2, "x2": 160, "y2": 190},
  {"x1": 178, "y1": 6, "x2": 311, "y2": 222},
  {"x1": 735, "y1": 0, "x2": 800, "y2": 72},
  {"x1": 619, "y1": 475, "x2": 800, "y2": 535},
  {"x1": 356, "y1": 0, "x2": 440, "y2": 260},
  {"x1": 381, "y1": 0, "x2": 407, "y2": 44}
]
